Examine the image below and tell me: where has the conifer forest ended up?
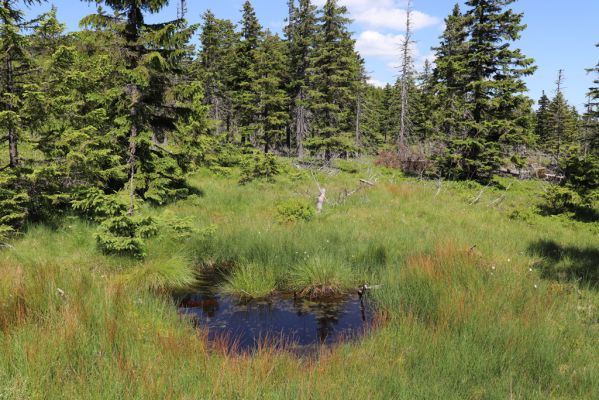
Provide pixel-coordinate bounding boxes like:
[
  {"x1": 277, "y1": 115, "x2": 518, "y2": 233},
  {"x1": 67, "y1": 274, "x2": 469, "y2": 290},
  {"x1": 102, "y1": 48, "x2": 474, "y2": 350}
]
[{"x1": 0, "y1": 0, "x2": 597, "y2": 398}]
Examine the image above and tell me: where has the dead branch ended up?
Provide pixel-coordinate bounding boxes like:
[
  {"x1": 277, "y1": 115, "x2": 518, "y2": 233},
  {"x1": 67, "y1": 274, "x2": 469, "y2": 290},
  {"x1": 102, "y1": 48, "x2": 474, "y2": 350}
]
[
  {"x1": 330, "y1": 178, "x2": 377, "y2": 207},
  {"x1": 487, "y1": 183, "x2": 512, "y2": 207},
  {"x1": 434, "y1": 178, "x2": 443, "y2": 197},
  {"x1": 469, "y1": 183, "x2": 491, "y2": 205},
  {"x1": 359, "y1": 179, "x2": 375, "y2": 186}
]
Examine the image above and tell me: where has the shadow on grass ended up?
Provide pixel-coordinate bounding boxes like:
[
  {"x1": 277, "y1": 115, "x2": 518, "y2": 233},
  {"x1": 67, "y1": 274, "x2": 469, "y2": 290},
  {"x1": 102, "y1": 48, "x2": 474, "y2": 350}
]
[
  {"x1": 185, "y1": 184, "x2": 205, "y2": 197},
  {"x1": 538, "y1": 204, "x2": 599, "y2": 223},
  {"x1": 570, "y1": 206, "x2": 599, "y2": 223},
  {"x1": 528, "y1": 240, "x2": 599, "y2": 289}
]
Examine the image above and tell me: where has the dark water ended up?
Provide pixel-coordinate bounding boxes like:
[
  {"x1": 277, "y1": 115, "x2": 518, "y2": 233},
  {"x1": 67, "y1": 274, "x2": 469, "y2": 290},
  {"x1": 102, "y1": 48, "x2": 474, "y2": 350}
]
[{"x1": 177, "y1": 275, "x2": 374, "y2": 353}]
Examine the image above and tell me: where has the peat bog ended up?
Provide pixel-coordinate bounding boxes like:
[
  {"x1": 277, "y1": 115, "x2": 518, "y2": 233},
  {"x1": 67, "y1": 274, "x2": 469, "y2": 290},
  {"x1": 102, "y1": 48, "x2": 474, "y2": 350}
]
[{"x1": 176, "y1": 270, "x2": 375, "y2": 354}]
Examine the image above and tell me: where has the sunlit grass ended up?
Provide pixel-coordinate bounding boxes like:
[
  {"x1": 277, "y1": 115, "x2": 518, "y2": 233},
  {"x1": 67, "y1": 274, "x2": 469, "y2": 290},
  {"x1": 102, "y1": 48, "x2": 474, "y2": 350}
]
[
  {"x1": 222, "y1": 262, "x2": 278, "y2": 299},
  {"x1": 289, "y1": 255, "x2": 357, "y2": 298},
  {"x1": 0, "y1": 159, "x2": 597, "y2": 399},
  {"x1": 122, "y1": 254, "x2": 196, "y2": 292}
]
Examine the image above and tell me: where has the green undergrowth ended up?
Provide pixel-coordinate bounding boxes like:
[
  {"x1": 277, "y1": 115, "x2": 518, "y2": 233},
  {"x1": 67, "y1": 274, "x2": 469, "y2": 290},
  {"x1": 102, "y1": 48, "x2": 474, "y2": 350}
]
[
  {"x1": 0, "y1": 158, "x2": 598, "y2": 399},
  {"x1": 221, "y1": 262, "x2": 277, "y2": 299}
]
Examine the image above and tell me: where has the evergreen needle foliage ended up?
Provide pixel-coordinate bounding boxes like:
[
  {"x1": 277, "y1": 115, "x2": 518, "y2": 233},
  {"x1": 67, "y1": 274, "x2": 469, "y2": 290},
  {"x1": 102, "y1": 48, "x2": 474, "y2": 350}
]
[{"x1": 0, "y1": 0, "x2": 597, "y2": 397}]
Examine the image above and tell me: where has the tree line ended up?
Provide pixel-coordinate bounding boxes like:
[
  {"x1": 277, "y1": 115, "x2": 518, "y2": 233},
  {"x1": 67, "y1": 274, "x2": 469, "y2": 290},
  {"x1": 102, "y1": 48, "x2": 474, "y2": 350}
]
[{"x1": 0, "y1": 0, "x2": 597, "y2": 249}]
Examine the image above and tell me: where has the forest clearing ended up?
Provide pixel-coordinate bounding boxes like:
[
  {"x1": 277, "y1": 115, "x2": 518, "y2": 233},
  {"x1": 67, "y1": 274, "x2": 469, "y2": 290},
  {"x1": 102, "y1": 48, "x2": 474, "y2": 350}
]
[{"x1": 0, "y1": 0, "x2": 597, "y2": 398}]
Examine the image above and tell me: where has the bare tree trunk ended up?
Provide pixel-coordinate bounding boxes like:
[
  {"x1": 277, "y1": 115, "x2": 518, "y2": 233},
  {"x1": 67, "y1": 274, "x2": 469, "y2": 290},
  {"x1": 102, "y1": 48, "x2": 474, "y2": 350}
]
[
  {"x1": 5, "y1": 52, "x2": 18, "y2": 168},
  {"x1": 355, "y1": 90, "x2": 362, "y2": 148},
  {"x1": 398, "y1": 0, "x2": 413, "y2": 149},
  {"x1": 582, "y1": 95, "x2": 592, "y2": 157},
  {"x1": 226, "y1": 112, "x2": 235, "y2": 143},
  {"x1": 295, "y1": 91, "x2": 307, "y2": 158},
  {"x1": 286, "y1": 124, "x2": 292, "y2": 156},
  {"x1": 554, "y1": 70, "x2": 564, "y2": 164},
  {"x1": 214, "y1": 96, "x2": 222, "y2": 135},
  {"x1": 127, "y1": 84, "x2": 140, "y2": 216}
]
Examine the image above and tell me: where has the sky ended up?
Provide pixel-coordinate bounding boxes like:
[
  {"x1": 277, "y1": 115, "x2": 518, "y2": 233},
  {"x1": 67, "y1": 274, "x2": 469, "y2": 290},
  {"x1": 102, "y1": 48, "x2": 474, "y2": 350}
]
[{"x1": 25, "y1": 0, "x2": 599, "y2": 111}]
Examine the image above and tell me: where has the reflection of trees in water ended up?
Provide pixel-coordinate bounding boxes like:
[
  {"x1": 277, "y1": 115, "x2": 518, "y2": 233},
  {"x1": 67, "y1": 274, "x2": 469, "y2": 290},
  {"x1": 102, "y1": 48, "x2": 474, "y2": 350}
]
[
  {"x1": 315, "y1": 303, "x2": 342, "y2": 342},
  {"x1": 291, "y1": 299, "x2": 344, "y2": 343},
  {"x1": 180, "y1": 272, "x2": 227, "y2": 318},
  {"x1": 180, "y1": 294, "x2": 220, "y2": 318}
]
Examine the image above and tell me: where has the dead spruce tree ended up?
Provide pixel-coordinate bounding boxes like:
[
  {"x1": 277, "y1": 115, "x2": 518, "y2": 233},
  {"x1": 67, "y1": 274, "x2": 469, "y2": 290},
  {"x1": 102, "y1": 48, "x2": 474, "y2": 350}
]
[{"x1": 398, "y1": 0, "x2": 414, "y2": 149}]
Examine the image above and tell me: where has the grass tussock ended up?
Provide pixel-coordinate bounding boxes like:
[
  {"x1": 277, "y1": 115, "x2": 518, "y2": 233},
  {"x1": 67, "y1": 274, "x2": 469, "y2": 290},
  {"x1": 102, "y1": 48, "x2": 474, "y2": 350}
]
[
  {"x1": 222, "y1": 262, "x2": 277, "y2": 299},
  {"x1": 122, "y1": 254, "x2": 196, "y2": 292},
  {"x1": 290, "y1": 255, "x2": 356, "y2": 298}
]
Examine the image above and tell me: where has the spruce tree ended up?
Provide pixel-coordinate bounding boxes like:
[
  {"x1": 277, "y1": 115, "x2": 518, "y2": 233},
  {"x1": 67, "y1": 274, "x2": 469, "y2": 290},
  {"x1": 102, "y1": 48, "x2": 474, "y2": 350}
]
[
  {"x1": 583, "y1": 44, "x2": 598, "y2": 155},
  {"x1": 0, "y1": 0, "x2": 47, "y2": 235},
  {"x1": 306, "y1": 0, "x2": 361, "y2": 160},
  {"x1": 285, "y1": 0, "x2": 318, "y2": 157},
  {"x1": 35, "y1": 26, "x2": 127, "y2": 196},
  {"x1": 254, "y1": 31, "x2": 289, "y2": 153},
  {"x1": 233, "y1": 0, "x2": 263, "y2": 146},
  {"x1": 82, "y1": 0, "x2": 198, "y2": 213},
  {"x1": 0, "y1": 0, "x2": 46, "y2": 168},
  {"x1": 547, "y1": 89, "x2": 578, "y2": 164},
  {"x1": 431, "y1": 3, "x2": 469, "y2": 140},
  {"x1": 411, "y1": 59, "x2": 436, "y2": 142},
  {"x1": 198, "y1": 10, "x2": 238, "y2": 136},
  {"x1": 550, "y1": 43, "x2": 598, "y2": 213},
  {"x1": 436, "y1": 0, "x2": 536, "y2": 181},
  {"x1": 379, "y1": 83, "x2": 399, "y2": 144},
  {"x1": 357, "y1": 84, "x2": 386, "y2": 152},
  {"x1": 535, "y1": 91, "x2": 551, "y2": 142}
]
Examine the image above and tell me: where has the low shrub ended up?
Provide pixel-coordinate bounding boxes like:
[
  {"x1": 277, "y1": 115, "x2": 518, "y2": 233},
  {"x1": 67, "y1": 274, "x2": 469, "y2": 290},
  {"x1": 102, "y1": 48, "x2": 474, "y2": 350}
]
[
  {"x1": 333, "y1": 159, "x2": 360, "y2": 174},
  {"x1": 508, "y1": 207, "x2": 538, "y2": 223},
  {"x1": 0, "y1": 173, "x2": 28, "y2": 240},
  {"x1": 239, "y1": 153, "x2": 280, "y2": 184},
  {"x1": 71, "y1": 187, "x2": 127, "y2": 221},
  {"x1": 304, "y1": 135, "x2": 358, "y2": 159},
  {"x1": 276, "y1": 198, "x2": 315, "y2": 223},
  {"x1": 95, "y1": 215, "x2": 158, "y2": 258},
  {"x1": 142, "y1": 156, "x2": 189, "y2": 206},
  {"x1": 208, "y1": 165, "x2": 233, "y2": 177},
  {"x1": 540, "y1": 186, "x2": 580, "y2": 215},
  {"x1": 376, "y1": 145, "x2": 434, "y2": 176}
]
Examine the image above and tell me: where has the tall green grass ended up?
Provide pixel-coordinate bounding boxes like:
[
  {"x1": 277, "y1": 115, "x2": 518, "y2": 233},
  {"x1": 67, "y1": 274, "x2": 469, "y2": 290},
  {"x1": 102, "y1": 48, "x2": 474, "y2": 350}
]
[
  {"x1": 222, "y1": 262, "x2": 277, "y2": 298},
  {"x1": 0, "y1": 159, "x2": 597, "y2": 399},
  {"x1": 289, "y1": 255, "x2": 357, "y2": 298}
]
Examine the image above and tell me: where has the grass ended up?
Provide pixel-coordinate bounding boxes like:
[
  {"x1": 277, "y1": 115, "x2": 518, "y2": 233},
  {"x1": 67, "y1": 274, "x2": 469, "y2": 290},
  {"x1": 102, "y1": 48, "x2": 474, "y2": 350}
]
[
  {"x1": 0, "y1": 157, "x2": 598, "y2": 399},
  {"x1": 122, "y1": 254, "x2": 196, "y2": 292},
  {"x1": 222, "y1": 262, "x2": 277, "y2": 299},
  {"x1": 289, "y1": 255, "x2": 357, "y2": 298}
]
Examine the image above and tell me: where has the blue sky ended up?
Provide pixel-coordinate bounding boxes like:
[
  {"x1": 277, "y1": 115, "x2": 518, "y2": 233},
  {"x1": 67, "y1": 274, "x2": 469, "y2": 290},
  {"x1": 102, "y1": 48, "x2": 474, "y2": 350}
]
[{"x1": 25, "y1": 0, "x2": 599, "y2": 110}]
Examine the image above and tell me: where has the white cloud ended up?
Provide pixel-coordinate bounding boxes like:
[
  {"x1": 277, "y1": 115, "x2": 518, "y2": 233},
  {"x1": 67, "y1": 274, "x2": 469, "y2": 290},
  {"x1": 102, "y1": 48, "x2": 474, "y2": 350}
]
[
  {"x1": 367, "y1": 78, "x2": 386, "y2": 88},
  {"x1": 355, "y1": 31, "x2": 403, "y2": 59},
  {"x1": 355, "y1": 8, "x2": 439, "y2": 31},
  {"x1": 313, "y1": 0, "x2": 441, "y2": 87},
  {"x1": 313, "y1": 0, "x2": 439, "y2": 31},
  {"x1": 355, "y1": 31, "x2": 421, "y2": 63}
]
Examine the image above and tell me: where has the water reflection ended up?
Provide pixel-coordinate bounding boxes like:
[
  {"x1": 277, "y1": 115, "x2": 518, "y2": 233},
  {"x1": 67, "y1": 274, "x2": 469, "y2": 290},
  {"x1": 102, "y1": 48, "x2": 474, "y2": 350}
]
[{"x1": 177, "y1": 276, "x2": 373, "y2": 353}]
